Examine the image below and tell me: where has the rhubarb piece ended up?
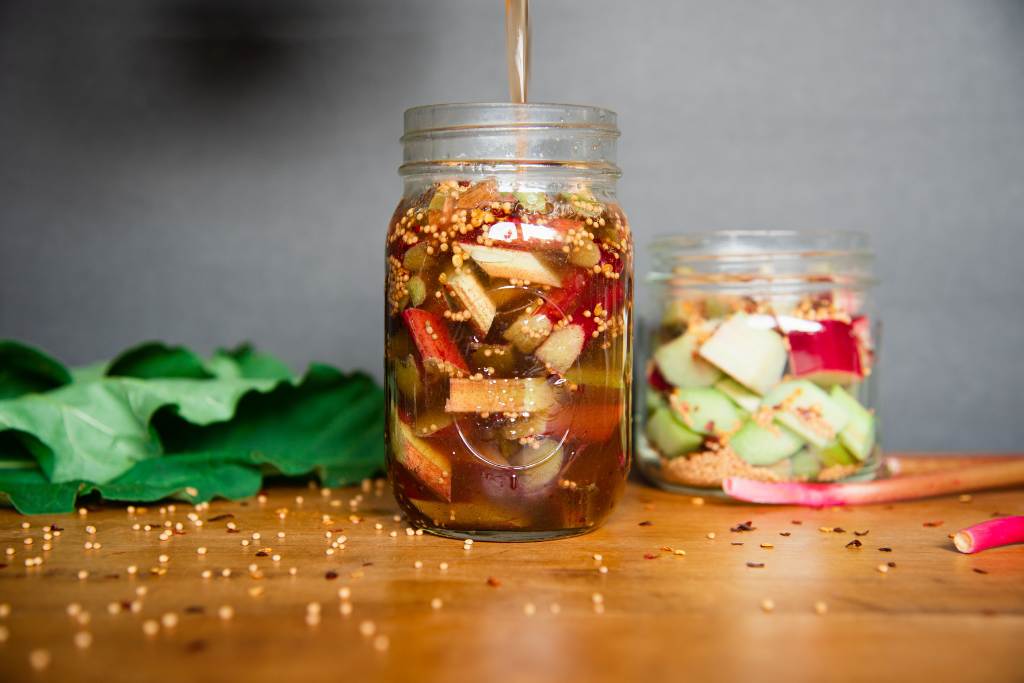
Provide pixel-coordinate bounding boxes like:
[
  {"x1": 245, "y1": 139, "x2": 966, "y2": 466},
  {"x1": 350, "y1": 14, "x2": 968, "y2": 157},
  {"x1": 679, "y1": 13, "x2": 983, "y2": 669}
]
[
  {"x1": 729, "y1": 421, "x2": 804, "y2": 466},
  {"x1": 669, "y1": 388, "x2": 743, "y2": 436},
  {"x1": 654, "y1": 331, "x2": 723, "y2": 388},
  {"x1": 534, "y1": 324, "x2": 585, "y2": 374},
  {"x1": 514, "y1": 191, "x2": 548, "y2": 213},
  {"x1": 508, "y1": 439, "x2": 566, "y2": 492},
  {"x1": 714, "y1": 378, "x2": 760, "y2": 413},
  {"x1": 787, "y1": 319, "x2": 863, "y2": 385},
  {"x1": 500, "y1": 412, "x2": 548, "y2": 442},
  {"x1": 567, "y1": 235, "x2": 601, "y2": 268},
  {"x1": 723, "y1": 459, "x2": 1024, "y2": 506},
  {"x1": 762, "y1": 380, "x2": 850, "y2": 448},
  {"x1": 815, "y1": 441, "x2": 855, "y2": 467},
  {"x1": 402, "y1": 308, "x2": 469, "y2": 376},
  {"x1": 402, "y1": 242, "x2": 431, "y2": 272},
  {"x1": 445, "y1": 269, "x2": 497, "y2": 335},
  {"x1": 953, "y1": 516, "x2": 1024, "y2": 554},
  {"x1": 566, "y1": 363, "x2": 627, "y2": 389},
  {"x1": 455, "y1": 178, "x2": 499, "y2": 208},
  {"x1": 790, "y1": 449, "x2": 822, "y2": 479},
  {"x1": 394, "y1": 355, "x2": 421, "y2": 400},
  {"x1": 445, "y1": 378, "x2": 556, "y2": 414},
  {"x1": 645, "y1": 388, "x2": 667, "y2": 414},
  {"x1": 411, "y1": 500, "x2": 531, "y2": 529},
  {"x1": 645, "y1": 407, "x2": 703, "y2": 458},
  {"x1": 698, "y1": 313, "x2": 787, "y2": 394},
  {"x1": 830, "y1": 386, "x2": 875, "y2": 461},
  {"x1": 393, "y1": 419, "x2": 452, "y2": 502},
  {"x1": 459, "y1": 243, "x2": 562, "y2": 287},
  {"x1": 646, "y1": 364, "x2": 673, "y2": 392},
  {"x1": 503, "y1": 313, "x2": 553, "y2": 353},
  {"x1": 407, "y1": 276, "x2": 427, "y2": 306},
  {"x1": 483, "y1": 220, "x2": 565, "y2": 250}
]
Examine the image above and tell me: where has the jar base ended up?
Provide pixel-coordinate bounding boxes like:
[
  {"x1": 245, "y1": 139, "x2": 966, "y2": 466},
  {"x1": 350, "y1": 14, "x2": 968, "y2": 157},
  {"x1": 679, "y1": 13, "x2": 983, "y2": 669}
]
[{"x1": 418, "y1": 525, "x2": 598, "y2": 543}]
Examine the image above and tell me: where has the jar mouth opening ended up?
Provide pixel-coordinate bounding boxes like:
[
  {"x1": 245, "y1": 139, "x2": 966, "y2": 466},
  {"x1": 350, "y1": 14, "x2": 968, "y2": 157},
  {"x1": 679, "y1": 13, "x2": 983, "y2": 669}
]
[
  {"x1": 403, "y1": 102, "x2": 619, "y2": 138},
  {"x1": 648, "y1": 230, "x2": 876, "y2": 290}
]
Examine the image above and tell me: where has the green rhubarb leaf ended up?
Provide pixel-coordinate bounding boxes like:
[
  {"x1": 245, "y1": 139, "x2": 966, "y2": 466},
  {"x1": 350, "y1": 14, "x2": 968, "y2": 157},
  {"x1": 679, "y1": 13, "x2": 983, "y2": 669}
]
[
  {"x1": 91, "y1": 453, "x2": 263, "y2": 504},
  {"x1": 0, "y1": 376, "x2": 280, "y2": 484},
  {"x1": 157, "y1": 364, "x2": 385, "y2": 486},
  {"x1": 0, "y1": 341, "x2": 73, "y2": 399},
  {"x1": 206, "y1": 344, "x2": 293, "y2": 381},
  {"x1": 107, "y1": 342, "x2": 213, "y2": 380}
]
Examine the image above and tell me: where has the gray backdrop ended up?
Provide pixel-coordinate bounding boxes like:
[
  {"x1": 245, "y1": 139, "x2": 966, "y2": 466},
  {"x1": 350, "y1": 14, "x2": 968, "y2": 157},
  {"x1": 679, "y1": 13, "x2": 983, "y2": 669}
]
[{"x1": 1, "y1": 0, "x2": 1022, "y2": 451}]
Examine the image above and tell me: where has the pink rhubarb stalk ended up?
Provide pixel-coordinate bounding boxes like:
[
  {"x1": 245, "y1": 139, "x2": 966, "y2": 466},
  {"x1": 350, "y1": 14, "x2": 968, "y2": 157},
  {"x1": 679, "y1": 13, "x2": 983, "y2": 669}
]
[
  {"x1": 722, "y1": 458, "x2": 1024, "y2": 506},
  {"x1": 953, "y1": 516, "x2": 1024, "y2": 554}
]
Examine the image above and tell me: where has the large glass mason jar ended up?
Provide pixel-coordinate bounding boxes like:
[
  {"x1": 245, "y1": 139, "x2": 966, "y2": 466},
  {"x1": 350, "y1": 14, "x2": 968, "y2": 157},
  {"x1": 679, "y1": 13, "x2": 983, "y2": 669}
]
[
  {"x1": 385, "y1": 103, "x2": 633, "y2": 541},
  {"x1": 637, "y1": 231, "x2": 880, "y2": 494}
]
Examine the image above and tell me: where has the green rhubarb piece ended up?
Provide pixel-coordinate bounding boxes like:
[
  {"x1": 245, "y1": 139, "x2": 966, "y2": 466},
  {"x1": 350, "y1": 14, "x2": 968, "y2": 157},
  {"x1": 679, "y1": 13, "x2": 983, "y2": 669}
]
[
  {"x1": 402, "y1": 242, "x2": 430, "y2": 272},
  {"x1": 762, "y1": 380, "x2": 850, "y2": 448},
  {"x1": 645, "y1": 388, "x2": 667, "y2": 415},
  {"x1": 559, "y1": 191, "x2": 603, "y2": 218},
  {"x1": 514, "y1": 191, "x2": 548, "y2": 213},
  {"x1": 394, "y1": 355, "x2": 421, "y2": 401},
  {"x1": 428, "y1": 190, "x2": 447, "y2": 211},
  {"x1": 816, "y1": 441, "x2": 856, "y2": 467},
  {"x1": 714, "y1": 377, "x2": 760, "y2": 413},
  {"x1": 789, "y1": 449, "x2": 822, "y2": 479},
  {"x1": 407, "y1": 276, "x2": 427, "y2": 307},
  {"x1": 698, "y1": 313, "x2": 788, "y2": 395},
  {"x1": 830, "y1": 386, "x2": 876, "y2": 461},
  {"x1": 729, "y1": 420, "x2": 804, "y2": 466},
  {"x1": 645, "y1": 407, "x2": 703, "y2": 458},
  {"x1": 670, "y1": 388, "x2": 743, "y2": 436},
  {"x1": 654, "y1": 332, "x2": 722, "y2": 388}
]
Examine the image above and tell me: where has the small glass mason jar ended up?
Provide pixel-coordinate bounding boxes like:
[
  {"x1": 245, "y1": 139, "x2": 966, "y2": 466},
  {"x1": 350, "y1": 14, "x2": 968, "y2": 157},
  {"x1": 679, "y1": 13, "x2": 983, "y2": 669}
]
[
  {"x1": 385, "y1": 103, "x2": 633, "y2": 541},
  {"x1": 637, "y1": 231, "x2": 880, "y2": 494}
]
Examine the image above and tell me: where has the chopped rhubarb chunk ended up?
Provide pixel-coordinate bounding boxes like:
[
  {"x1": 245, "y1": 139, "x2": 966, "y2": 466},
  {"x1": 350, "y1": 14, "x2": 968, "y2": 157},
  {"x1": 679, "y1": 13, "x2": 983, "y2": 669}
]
[
  {"x1": 787, "y1": 319, "x2": 863, "y2": 385},
  {"x1": 402, "y1": 308, "x2": 469, "y2": 376},
  {"x1": 445, "y1": 378, "x2": 556, "y2": 414},
  {"x1": 459, "y1": 243, "x2": 562, "y2": 287},
  {"x1": 545, "y1": 401, "x2": 623, "y2": 444},
  {"x1": 534, "y1": 324, "x2": 586, "y2": 374},
  {"x1": 445, "y1": 269, "x2": 497, "y2": 335},
  {"x1": 484, "y1": 219, "x2": 566, "y2": 250},
  {"x1": 393, "y1": 419, "x2": 452, "y2": 502}
]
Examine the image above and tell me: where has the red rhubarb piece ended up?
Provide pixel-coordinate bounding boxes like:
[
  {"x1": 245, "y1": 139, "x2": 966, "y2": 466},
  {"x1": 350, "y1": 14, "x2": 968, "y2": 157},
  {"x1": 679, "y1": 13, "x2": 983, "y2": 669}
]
[
  {"x1": 402, "y1": 308, "x2": 469, "y2": 376},
  {"x1": 787, "y1": 319, "x2": 863, "y2": 385}
]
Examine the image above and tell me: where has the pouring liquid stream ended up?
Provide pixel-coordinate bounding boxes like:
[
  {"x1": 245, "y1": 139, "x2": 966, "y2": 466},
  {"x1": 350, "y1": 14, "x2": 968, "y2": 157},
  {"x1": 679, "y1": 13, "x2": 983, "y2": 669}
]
[{"x1": 505, "y1": 0, "x2": 530, "y2": 103}]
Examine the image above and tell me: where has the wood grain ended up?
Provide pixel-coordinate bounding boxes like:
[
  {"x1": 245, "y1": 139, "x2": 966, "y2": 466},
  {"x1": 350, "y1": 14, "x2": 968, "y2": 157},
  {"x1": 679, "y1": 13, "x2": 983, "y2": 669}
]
[{"x1": 0, "y1": 455, "x2": 1021, "y2": 683}]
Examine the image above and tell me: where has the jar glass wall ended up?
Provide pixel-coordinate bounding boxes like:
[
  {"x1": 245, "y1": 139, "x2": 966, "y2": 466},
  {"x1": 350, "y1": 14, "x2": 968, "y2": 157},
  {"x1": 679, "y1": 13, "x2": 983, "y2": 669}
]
[
  {"x1": 637, "y1": 231, "x2": 880, "y2": 494},
  {"x1": 385, "y1": 104, "x2": 633, "y2": 541}
]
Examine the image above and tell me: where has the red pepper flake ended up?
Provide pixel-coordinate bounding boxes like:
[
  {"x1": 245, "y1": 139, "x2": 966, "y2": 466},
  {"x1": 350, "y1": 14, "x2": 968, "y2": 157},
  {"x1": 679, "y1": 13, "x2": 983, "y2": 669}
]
[
  {"x1": 731, "y1": 521, "x2": 756, "y2": 532},
  {"x1": 362, "y1": 562, "x2": 374, "y2": 567},
  {"x1": 746, "y1": 562, "x2": 765, "y2": 568},
  {"x1": 923, "y1": 520, "x2": 944, "y2": 527},
  {"x1": 638, "y1": 521, "x2": 653, "y2": 527},
  {"x1": 973, "y1": 568, "x2": 989, "y2": 575},
  {"x1": 853, "y1": 530, "x2": 869, "y2": 536},
  {"x1": 325, "y1": 571, "x2": 338, "y2": 580},
  {"x1": 643, "y1": 553, "x2": 659, "y2": 560},
  {"x1": 226, "y1": 528, "x2": 240, "y2": 534},
  {"x1": 731, "y1": 542, "x2": 744, "y2": 546},
  {"x1": 845, "y1": 539, "x2": 863, "y2": 549},
  {"x1": 0, "y1": 564, "x2": 6, "y2": 570},
  {"x1": 779, "y1": 532, "x2": 791, "y2": 537},
  {"x1": 184, "y1": 605, "x2": 205, "y2": 614},
  {"x1": 878, "y1": 547, "x2": 893, "y2": 552},
  {"x1": 833, "y1": 527, "x2": 846, "y2": 534},
  {"x1": 185, "y1": 640, "x2": 208, "y2": 654},
  {"x1": 887, "y1": 561, "x2": 897, "y2": 568},
  {"x1": 255, "y1": 551, "x2": 269, "y2": 557},
  {"x1": 791, "y1": 520, "x2": 803, "y2": 525},
  {"x1": 486, "y1": 577, "x2": 502, "y2": 587},
  {"x1": 48, "y1": 525, "x2": 64, "y2": 532},
  {"x1": 207, "y1": 514, "x2": 234, "y2": 522}
]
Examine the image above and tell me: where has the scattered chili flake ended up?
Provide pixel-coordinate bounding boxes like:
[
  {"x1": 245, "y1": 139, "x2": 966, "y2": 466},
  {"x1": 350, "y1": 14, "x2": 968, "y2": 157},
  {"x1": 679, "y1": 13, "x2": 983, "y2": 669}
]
[
  {"x1": 0, "y1": 564, "x2": 6, "y2": 570},
  {"x1": 362, "y1": 562, "x2": 374, "y2": 567},
  {"x1": 878, "y1": 547, "x2": 892, "y2": 552},
  {"x1": 731, "y1": 542, "x2": 744, "y2": 546},
  {"x1": 226, "y1": 528, "x2": 240, "y2": 534},
  {"x1": 660, "y1": 546, "x2": 673, "y2": 552},
  {"x1": 779, "y1": 532, "x2": 791, "y2": 537},
  {"x1": 845, "y1": 539, "x2": 862, "y2": 549},
  {"x1": 923, "y1": 520, "x2": 944, "y2": 527},
  {"x1": 887, "y1": 561, "x2": 896, "y2": 568},
  {"x1": 184, "y1": 606, "x2": 205, "y2": 614},
  {"x1": 973, "y1": 568, "x2": 989, "y2": 575},
  {"x1": 990, "y1": 512, "x2": 1007, "y2": 518},
  {"x1": 853, "y1": 530, "x2": 869, "y2": 536},
  {"x1": 207, "y1": 514, "x2": 234, "y2": 522},
  {"x1": 791, "y1": 520, "x2": 803, "y2": 525},
  {"x1": 48, "y1": 525, "x2": 64, "y2": 532},
  {"x1": 638, "y1": 521, "x2": 653, "y2": 527},
  {"x1": 255, "y1": 551, "x2": 269, "y2": 557},
  {"x1": 486, "y1": 577, "x2": 501, "y2": 587},
  {"x1": 731, "y1": 521, "x2": 756, "y2": 532},
  {"x1": 746, "y1": 562, "x2": 765, "y2": 569},
  {"x1": 325, "y1": 571, "x2": 338, "y2": 580},
  {"x1": 833, "y1": 527, "x2": 846, "y2": 534},
  {"x1": 643, "y1": 553, "x2": 658, "y2": 560}
]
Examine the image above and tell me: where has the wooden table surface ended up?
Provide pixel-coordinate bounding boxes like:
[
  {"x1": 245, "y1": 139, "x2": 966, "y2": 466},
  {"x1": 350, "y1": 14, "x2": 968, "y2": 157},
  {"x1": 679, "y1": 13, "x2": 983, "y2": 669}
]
[{"x1": 0, "y1": 457, "x2": 1021, "y2": 683}]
